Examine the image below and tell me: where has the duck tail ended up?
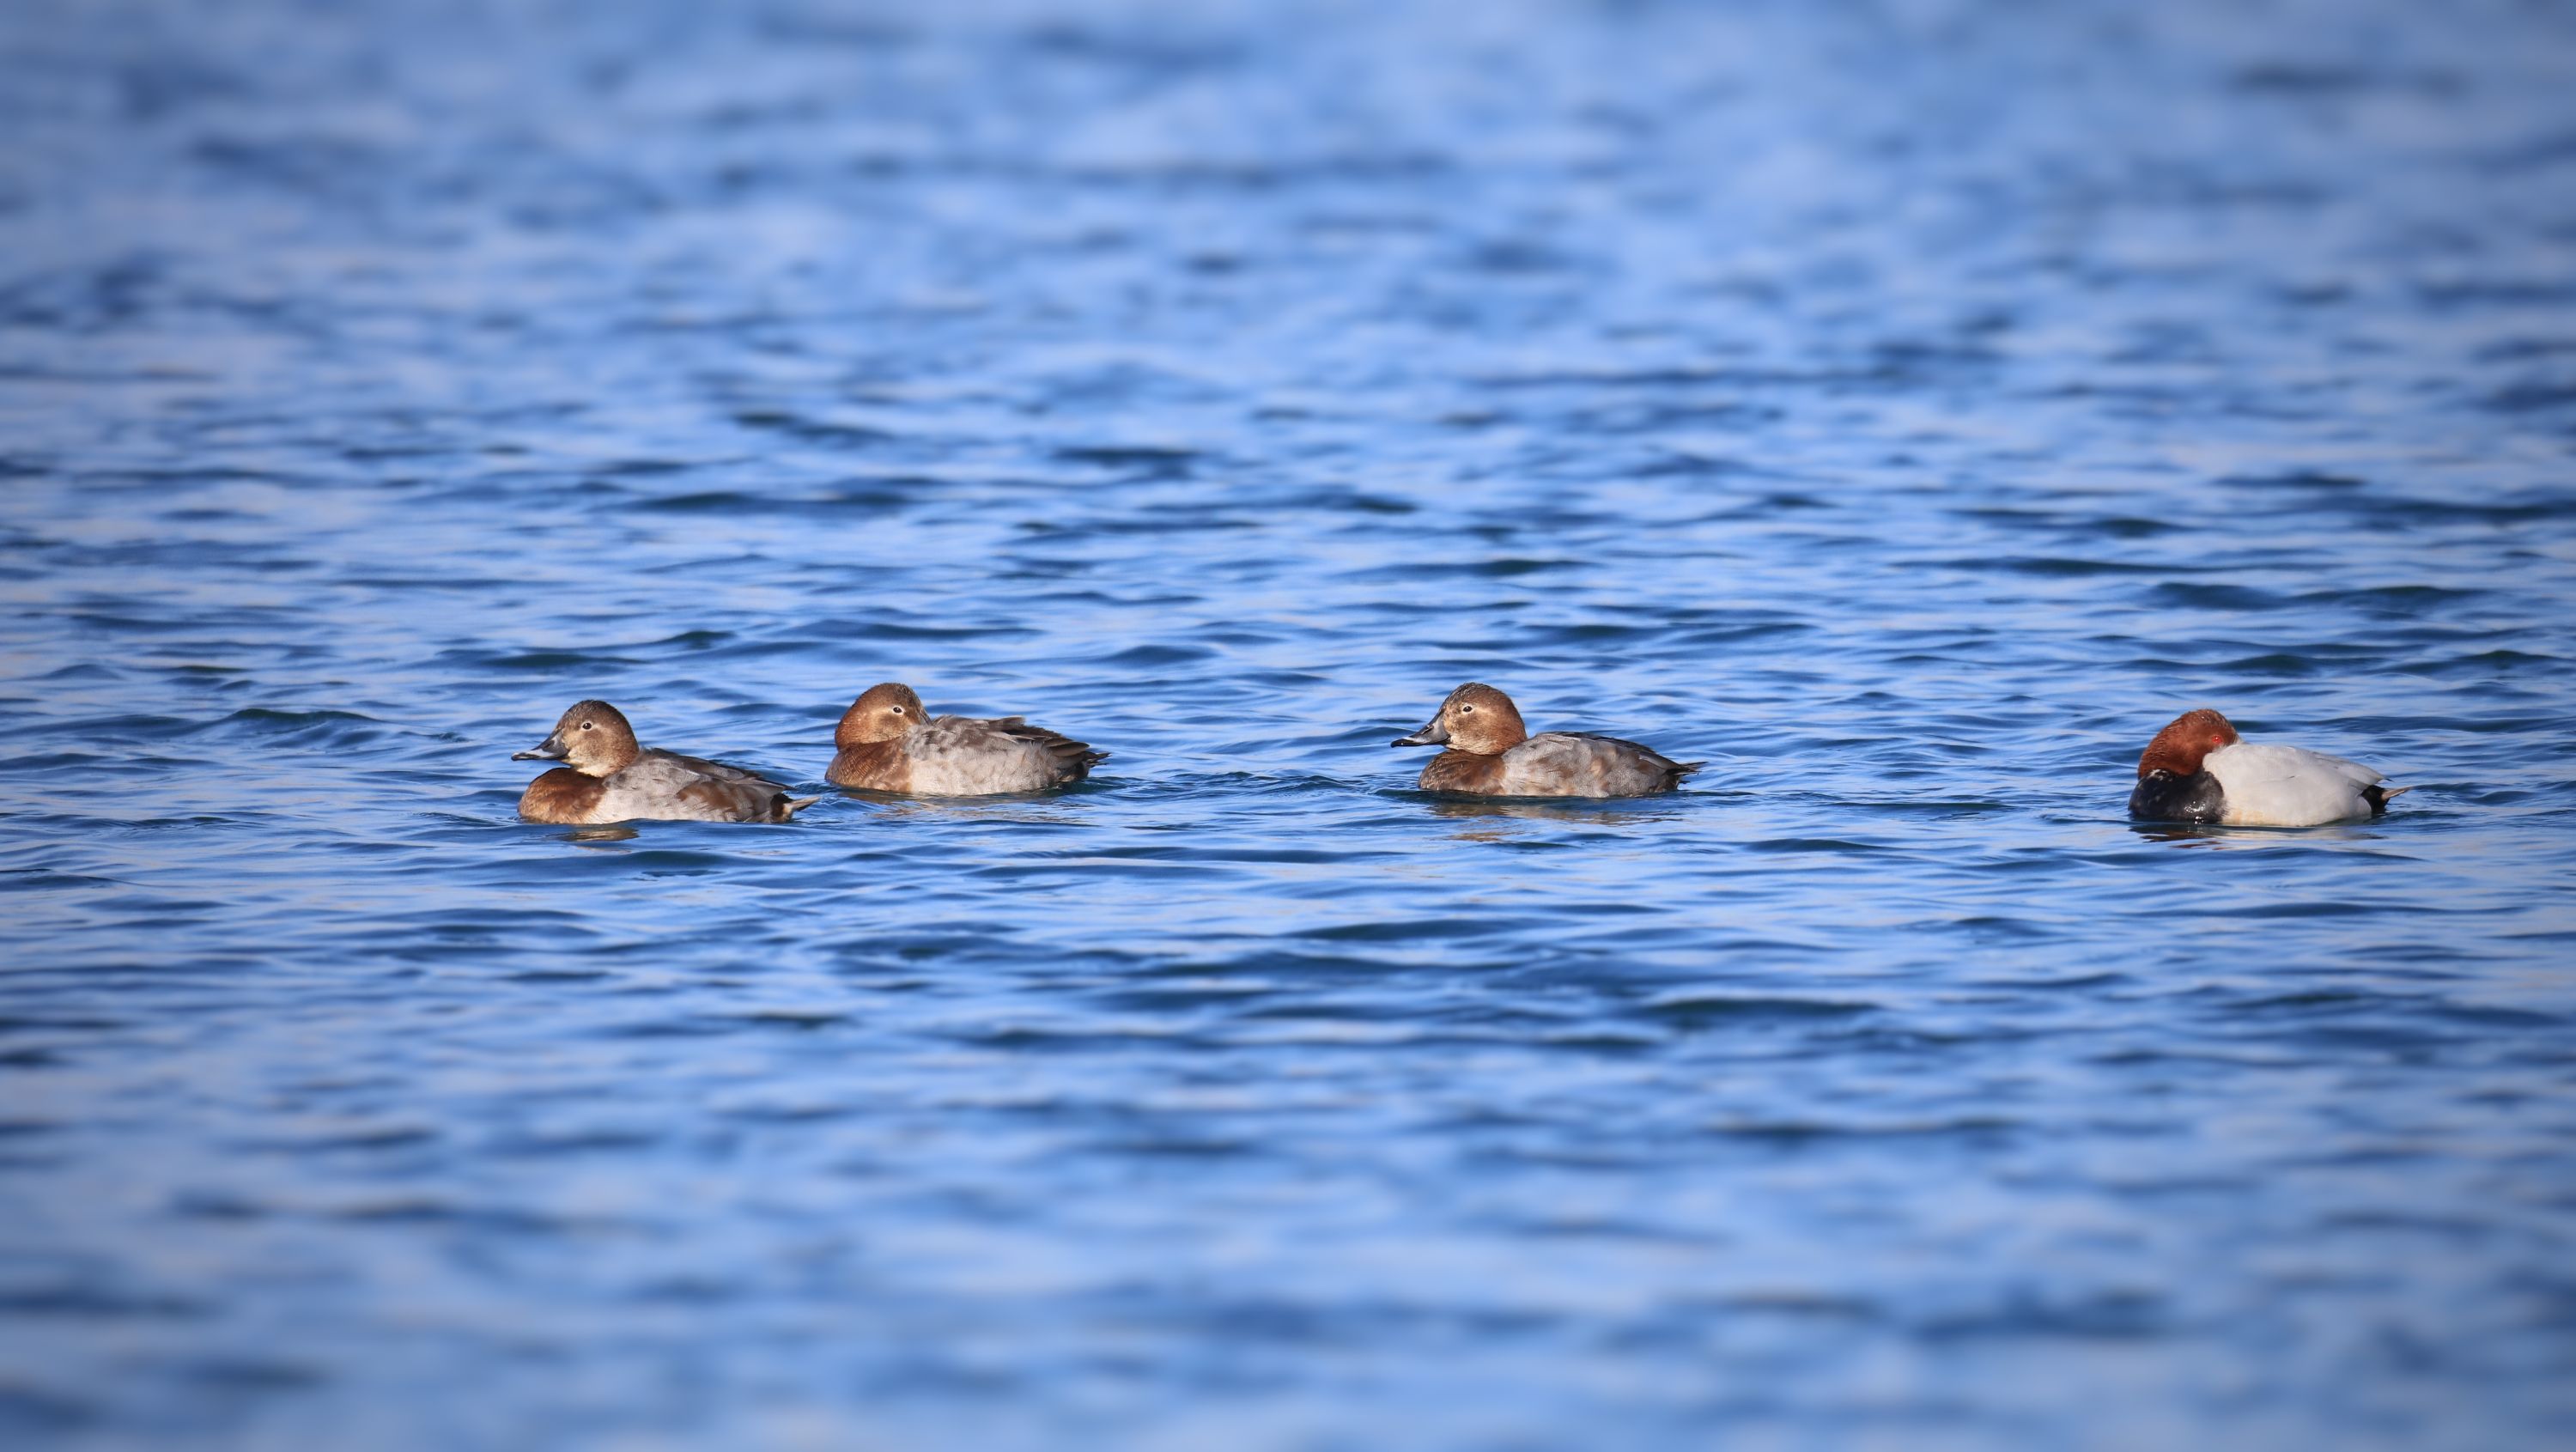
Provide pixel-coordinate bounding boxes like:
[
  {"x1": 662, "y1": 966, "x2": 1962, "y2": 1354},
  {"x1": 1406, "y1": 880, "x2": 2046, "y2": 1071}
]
[
  {"x1": 776, "y1": 794, "x2": 823, "y2": 821},
  {"x1": 1668, "y1": 760, "x2": 1706, "y2": 787},
  {"x1": 2362, "y1": 784, "x2": 2410, "y2": 813}
]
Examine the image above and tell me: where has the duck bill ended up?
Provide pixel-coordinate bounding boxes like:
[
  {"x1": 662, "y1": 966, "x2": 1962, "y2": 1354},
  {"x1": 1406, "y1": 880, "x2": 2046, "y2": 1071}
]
[
  {"x1": 1390, "y1": 717, "x2": 1449, "y2": 748},
  {"x1": 512, "y1": 733, "x2": 568, "y2": 762}
]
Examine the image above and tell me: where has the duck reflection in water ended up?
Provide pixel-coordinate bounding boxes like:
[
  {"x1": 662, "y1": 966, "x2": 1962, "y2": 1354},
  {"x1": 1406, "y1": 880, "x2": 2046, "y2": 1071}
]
[{"x1": 2126, "y1": 821, "x2": 2384, "y2": 848}]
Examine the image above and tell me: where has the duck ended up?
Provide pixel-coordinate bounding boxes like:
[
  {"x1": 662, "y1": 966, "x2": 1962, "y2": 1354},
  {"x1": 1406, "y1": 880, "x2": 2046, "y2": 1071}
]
[
  {"x1": 1391, "y1": 683, "x2": 1700, "y2": 798},
  {"x1": 827, "y1": 683, "x2": 1106, "y2": 795},
  {"x1": 2128, "y1": 707, "x2": 2406, "y2": 827},
  {"x1": 513, "y1": 699, "x2": 816, "y2": 824}
]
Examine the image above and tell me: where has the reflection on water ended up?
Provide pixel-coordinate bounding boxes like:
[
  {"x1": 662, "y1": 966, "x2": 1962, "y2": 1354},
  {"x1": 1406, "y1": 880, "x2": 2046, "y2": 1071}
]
[
  {"x1": 840, "y1": 793, "x2": 1102, "y2": 827},
  {"x1": 2125, "y1": 822, "x2": 2402, "y2": 848},
  {"x1": 3, "y1": 0, "x2": 2575, "y2": 1448},
  {"x1": 1419, "y1": 794, "x2": 1700, "y2": 824}
]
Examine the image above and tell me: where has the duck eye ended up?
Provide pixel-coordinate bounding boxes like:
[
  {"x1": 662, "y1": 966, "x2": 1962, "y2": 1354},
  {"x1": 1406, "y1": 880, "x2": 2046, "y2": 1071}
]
[
  {"x1": 1460, "y1": 704, "x2": 1474, "y2": 713},
  {"x1": 891, "y1": 705, "x2": 905, "y2": 714},
  {"x1": 580, "y1": 721, "x2": 593, "y2": 731}
]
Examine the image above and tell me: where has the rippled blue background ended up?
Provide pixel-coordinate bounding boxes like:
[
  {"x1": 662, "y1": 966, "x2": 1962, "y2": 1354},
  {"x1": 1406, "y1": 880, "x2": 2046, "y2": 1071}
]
[{"x1": 5, "y1": 0, "x2": 2575, "y2": 1446}]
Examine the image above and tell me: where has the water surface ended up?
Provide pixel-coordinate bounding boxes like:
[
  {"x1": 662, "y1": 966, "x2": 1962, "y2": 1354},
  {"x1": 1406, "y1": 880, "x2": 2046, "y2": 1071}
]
[{"x1": 5, "y1": 1, "x2": 2576, "y2": 1447}]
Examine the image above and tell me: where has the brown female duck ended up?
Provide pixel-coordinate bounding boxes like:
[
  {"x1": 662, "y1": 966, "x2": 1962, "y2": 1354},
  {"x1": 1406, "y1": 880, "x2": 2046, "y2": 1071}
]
[
  {"x1": 1391, "y1": 683, "x2": 1699, "y2": 798},
  {"x1": 513, "y1": 700, "x2": 814, "y2": 824},
  {"x1": 827, "y1": 683, "x2": 1105, "y2": 795}
]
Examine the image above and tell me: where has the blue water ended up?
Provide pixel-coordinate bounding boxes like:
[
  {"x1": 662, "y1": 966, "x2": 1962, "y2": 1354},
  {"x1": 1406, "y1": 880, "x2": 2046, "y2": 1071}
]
[{"x1": 6, "y1": 1, "x2": 2576, "y2": 1446}]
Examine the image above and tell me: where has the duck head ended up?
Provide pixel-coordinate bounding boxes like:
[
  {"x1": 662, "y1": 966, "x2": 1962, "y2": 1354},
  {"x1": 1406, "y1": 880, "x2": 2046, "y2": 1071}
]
[
  {"x1": 514, "y1": 699, "x2": 641, "y2": 777},
  {"x1": 1392, "y1": 682, "x2": 1529, "y2": 756},
  {"x1": 836, "y1": 682, "x2": 927, "y2": 748},
  {"x1": 2138, "y1": 708, "x2": 2240, "y2": 779}
]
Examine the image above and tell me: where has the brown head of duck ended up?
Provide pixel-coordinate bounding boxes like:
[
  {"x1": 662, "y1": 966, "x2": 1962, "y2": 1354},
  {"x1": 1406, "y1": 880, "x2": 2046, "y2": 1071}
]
[
  {"x1": 513, "y1": 699, "x2": 641, "y2": 777},
  {"x1": 1392, "y1": 683, "x2": 1529, "y2": 756}
]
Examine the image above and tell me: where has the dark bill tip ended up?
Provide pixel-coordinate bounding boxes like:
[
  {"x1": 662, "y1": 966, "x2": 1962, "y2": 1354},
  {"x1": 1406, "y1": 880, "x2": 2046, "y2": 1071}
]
[{"x1": 512, "y1": 737, "x2": 568, "y2": 762}]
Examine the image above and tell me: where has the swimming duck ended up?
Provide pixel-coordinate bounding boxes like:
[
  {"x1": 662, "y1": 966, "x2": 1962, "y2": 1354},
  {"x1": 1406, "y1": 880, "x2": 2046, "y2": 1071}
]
[
  {"x1": 2129, "y1": 707, "x2": 2406, "y2": 827},
  {"x1": 513, "y1": 700, "x2": 815, "y2": 824},
  {"x1": 827, "y1": 683, "x2": 1106, "y2": 795},
  {"x1": 1391, "y1": 683, "x2": 1700, "y2": 798}
]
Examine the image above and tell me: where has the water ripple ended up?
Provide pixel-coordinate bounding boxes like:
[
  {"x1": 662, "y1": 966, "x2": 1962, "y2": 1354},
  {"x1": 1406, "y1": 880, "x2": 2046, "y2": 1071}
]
[{"x1": 3, "y1": 0, "x2": 2575, "y2": 1448}]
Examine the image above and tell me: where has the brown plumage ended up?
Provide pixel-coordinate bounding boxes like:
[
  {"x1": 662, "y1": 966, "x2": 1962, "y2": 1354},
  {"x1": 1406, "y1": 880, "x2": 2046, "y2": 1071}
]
[
  {"x1": 1416, "y1": 750, "x2": 1516, "y2": 795},
  {"x1": 512, "y1": 699, "x2": 815, "y2": 824},
  {"x1": 518, "y1": 768, "x2": 611, "y2": 823},
  {"x1": 2136, "y1": 707, "x2": 2241, "y2": 780},
  {"x1": 826, "y1": 683, "x2": 1105, "y2": 795},
  {"x1": 1391, "y1": 683, "x2": 1701, "y2": 798}
]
